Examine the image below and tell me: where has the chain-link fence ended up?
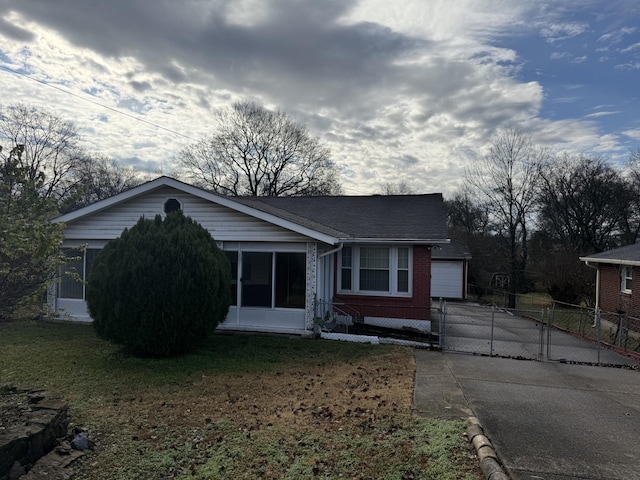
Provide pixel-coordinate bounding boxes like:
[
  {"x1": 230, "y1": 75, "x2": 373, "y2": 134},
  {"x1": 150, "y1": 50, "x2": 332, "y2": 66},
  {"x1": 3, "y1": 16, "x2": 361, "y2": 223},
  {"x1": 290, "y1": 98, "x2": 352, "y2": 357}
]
[
  {"x1": 313, "y1": 295, "x2": 640, "y2": 367},
  {"x1": 439, "y1": 302, "x2": 545, "y2": 359},
  {"x1": 439, "y1": 300, "x2": 639, "y2": 367},
  {"x1": 547, "y1": 301, "x2": 640, "y2": 365}
]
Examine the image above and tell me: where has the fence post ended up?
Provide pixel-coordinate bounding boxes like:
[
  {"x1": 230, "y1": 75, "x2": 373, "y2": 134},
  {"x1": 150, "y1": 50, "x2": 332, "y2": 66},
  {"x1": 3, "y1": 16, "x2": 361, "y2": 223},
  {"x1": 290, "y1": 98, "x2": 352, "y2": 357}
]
[
  {"x1": 539, "y1": 308, "x2": 545, "y2": 361},
  {"x1": 547, "y1": 306, "x2": 552, "y2": 360},
  {"x1": 596, "y1": 310, "x2": 602, "y2": 365},
  {"x1": 490, "y1": 310, "x2": 495, "y2": 357},
  {"x1": 439, "y1": 299, "x2": 446, "y2": 353}
]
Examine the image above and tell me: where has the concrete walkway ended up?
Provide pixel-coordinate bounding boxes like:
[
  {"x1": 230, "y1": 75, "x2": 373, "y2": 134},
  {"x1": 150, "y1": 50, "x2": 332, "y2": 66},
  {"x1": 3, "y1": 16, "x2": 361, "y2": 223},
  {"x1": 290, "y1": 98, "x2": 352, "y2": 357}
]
[{"x1": 414, "y1": 350, "x2": 640, "y2": 480}]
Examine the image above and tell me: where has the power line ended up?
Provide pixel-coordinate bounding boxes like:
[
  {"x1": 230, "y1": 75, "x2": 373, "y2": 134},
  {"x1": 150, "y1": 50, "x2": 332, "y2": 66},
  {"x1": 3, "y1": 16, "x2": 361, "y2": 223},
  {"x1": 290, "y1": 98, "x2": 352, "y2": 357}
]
[{"x1": 0, "y1": 64, "x2": 199, "y2": 142}]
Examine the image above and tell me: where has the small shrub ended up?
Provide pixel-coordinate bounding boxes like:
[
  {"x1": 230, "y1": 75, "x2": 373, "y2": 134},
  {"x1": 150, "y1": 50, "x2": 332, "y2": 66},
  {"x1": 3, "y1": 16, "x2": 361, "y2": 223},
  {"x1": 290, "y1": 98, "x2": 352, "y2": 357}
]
[{"x1": 87, "y1": 212, "x2": 230, "y2": 357}]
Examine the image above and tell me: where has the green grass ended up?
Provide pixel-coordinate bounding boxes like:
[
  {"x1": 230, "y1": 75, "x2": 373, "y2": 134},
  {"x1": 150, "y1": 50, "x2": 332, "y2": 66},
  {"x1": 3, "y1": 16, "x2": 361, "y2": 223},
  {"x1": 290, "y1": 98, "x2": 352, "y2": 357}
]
[
  {"x1": 0, "y1": 320, "x2": 482, "y2": 480},
  {"x1": 185, "y1": 418, "x2": 474, "y2": 480}
]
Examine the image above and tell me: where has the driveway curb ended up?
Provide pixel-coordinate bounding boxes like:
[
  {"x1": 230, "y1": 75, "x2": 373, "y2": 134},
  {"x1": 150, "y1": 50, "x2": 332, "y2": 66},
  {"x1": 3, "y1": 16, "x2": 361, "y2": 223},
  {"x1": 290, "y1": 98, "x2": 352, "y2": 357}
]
[{"x1": 465, "y1": 417, "x2": 509, "y2": 480}]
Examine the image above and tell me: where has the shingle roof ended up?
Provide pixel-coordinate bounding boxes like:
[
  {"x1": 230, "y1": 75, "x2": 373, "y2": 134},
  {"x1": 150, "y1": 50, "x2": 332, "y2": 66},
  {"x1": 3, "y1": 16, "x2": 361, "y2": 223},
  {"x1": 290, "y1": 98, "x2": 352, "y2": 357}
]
[
  {"x1": 232, "y1": 194, "x2": 449, "y2": 243},
  {"x1": 580, "y1": 243, "x2": 640, "y2": 266}
]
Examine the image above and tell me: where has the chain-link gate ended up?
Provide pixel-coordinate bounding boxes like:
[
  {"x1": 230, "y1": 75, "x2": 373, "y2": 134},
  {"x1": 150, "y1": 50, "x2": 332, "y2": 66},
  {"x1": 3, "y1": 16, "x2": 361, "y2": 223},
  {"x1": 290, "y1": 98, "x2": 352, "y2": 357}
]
[{"x1": 439, "y1": 301, "x2": 639, "y2": 367}]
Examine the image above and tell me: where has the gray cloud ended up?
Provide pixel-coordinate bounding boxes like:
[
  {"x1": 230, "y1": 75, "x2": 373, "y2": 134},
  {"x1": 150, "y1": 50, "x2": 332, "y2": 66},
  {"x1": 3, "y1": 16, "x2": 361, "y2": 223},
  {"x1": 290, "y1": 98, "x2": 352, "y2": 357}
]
[
  {"x1": 1, "y1": 0, "x2": 637, "y2": 195},
  {"x1": 0, "y1": 17, "x2": 34, "y2": 41}
]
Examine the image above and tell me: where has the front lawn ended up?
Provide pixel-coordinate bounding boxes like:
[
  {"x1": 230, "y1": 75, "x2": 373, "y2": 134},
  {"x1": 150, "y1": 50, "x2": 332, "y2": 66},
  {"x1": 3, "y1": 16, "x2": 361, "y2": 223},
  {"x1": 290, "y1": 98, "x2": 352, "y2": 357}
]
[{"x1": 0, "y1": 321, "x2": 481, "y2": 479}]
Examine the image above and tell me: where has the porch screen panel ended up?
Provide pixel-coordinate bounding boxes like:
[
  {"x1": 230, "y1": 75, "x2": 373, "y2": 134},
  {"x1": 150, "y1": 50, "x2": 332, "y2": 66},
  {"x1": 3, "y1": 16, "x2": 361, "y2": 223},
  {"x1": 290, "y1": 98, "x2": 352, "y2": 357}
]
[
  {"x1": 275, "y1": 252, "x2": 306, "y2": 308},
  {"x1": 58, "y1": 250, "x2": 84, "y2": 299},
  {"x1": 241, "y1": 252, "x2": 273, "y2": 307},
  {"x1": 58, "y1": 248, "x2": 101, "y2": 300},
  {"x1": 225, "y1": 251, "x2": 238, "y2": 306},
  {"x1": 359, "y1": 247, "x2": 390, "y2": 291}
]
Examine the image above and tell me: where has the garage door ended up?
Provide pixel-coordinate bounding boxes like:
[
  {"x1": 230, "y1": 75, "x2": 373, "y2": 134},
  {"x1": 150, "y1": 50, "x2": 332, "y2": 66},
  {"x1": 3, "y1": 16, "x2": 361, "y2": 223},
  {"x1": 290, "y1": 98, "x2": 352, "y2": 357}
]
[{"x1": 431, "y1": 261, "x2": 463, "y2": 299}]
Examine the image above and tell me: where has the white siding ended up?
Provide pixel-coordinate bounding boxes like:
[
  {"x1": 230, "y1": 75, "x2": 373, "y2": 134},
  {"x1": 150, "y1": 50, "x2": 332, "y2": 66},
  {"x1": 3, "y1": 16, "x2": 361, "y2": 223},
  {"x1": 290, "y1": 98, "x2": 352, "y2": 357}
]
[
  {"x1": 62, "y1": 186, "x2": 310, "y2": 242},
  {"x1": 431, "y1": 261, "x2": 464, "y2": 299}
]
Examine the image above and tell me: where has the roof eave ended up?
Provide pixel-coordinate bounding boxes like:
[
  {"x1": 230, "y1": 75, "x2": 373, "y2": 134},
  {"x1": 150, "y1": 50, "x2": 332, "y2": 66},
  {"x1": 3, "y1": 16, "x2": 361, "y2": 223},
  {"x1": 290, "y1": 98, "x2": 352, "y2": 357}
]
[
  {"x1": 580, "y1": 257, "x2": 640, "y2": 267},
  {"x1": 342, "y1": 238, "x2": 450, "y2": 245}
]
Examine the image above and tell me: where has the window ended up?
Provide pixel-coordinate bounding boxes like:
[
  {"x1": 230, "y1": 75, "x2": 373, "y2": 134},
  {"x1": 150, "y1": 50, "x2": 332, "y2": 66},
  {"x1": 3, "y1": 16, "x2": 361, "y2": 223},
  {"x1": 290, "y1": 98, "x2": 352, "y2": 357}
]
[
  {"x1": 164, "y1": 198, "x2": 181, "y2": 214},
  {"x1": 275, "y1": 253, "x2": 306, "y2": 308},
  {"x1": 235, "y1": 251, "x2": 307, "y2": 309},
  {"x1": 397, "y1": 247, "x2": 409, "y2": 293},
  {"x1": 360, "y1": 247, "x2": 390, "y2": 291},
  {"x1": 58, "y1": 249, "x2": 100, "y2": 300},
  {"x1": 241, "y1": 252, "x2": 273, "y2": 307},
  {"x1": 339, "y1": 246, "x2": 412, "y2": 295},
  {"x1": 341, "y1": 247, "x2": 352, "y2": 290},
  {"x1": 622, "y1": 266, "x2": 633, "y2": 294}
]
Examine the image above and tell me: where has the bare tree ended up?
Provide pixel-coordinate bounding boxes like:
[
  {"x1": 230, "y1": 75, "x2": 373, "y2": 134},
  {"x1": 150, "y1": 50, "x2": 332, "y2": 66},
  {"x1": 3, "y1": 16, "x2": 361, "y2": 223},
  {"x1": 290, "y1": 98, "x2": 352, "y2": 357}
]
[
  {"x1": 0, "y1": 104, "x2": 85, "y2": 202},
  {"x1": 176, "y1": 101, "x2": 342, "y2": 196},
  {"x1": 466, "y1": 129, "x2": 545, "y2": 305},
  {"x1": 382, "y1": 181, "x2": 415, "y2": 195},
  {"x1": 61, "y1": 154, "x2": 142, "y2": 213},
  {"x1": 538, "y1": 154, "x2": 631, "y2": 254}
]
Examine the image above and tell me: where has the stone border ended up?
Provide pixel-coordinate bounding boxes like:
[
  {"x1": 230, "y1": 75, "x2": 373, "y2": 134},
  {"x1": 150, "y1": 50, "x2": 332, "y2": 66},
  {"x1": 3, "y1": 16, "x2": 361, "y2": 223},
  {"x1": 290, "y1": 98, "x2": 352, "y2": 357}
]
[
  {"x1": 465, "y1": 417, "x2": 509, "y2": 480},
  {"x1": 0, "y1": 388, "x2": 69, "y2": 479}
]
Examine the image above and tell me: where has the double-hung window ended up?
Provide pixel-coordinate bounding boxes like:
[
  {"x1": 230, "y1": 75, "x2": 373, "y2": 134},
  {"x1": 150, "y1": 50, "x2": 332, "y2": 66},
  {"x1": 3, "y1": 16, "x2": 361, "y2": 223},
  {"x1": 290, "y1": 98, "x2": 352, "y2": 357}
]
[
  {"x1": 621, "y1": 266, "x2": 633, "y2": 294},
  {"x1": 340, "y1": 246, "x2": 411, "y2": 295}
]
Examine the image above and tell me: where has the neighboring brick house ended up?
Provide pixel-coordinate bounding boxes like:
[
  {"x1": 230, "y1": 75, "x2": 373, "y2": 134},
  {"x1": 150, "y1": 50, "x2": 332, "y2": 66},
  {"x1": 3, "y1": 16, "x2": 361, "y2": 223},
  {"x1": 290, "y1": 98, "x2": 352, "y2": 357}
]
[
  {"x1": 580, "y1": 243, "x2": 640, "y2": 317},
  {"x1": 51, "y1": 176, "x2": 450, "y2": 334}
]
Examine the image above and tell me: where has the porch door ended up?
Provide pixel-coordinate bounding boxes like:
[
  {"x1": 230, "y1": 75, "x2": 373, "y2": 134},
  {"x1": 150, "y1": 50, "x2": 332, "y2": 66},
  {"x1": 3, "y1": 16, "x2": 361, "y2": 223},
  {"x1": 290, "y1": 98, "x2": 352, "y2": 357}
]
[{"x1": 241, "y1": 252, "x2": 273, "y2": 307}]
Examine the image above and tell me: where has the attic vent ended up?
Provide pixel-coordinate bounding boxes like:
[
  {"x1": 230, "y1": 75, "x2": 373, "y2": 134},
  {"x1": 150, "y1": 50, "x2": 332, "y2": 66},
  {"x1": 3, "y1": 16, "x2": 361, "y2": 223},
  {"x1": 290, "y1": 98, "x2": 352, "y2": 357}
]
[{"x1": 164, "y1": 198, "x2": 181, "y2": 214}]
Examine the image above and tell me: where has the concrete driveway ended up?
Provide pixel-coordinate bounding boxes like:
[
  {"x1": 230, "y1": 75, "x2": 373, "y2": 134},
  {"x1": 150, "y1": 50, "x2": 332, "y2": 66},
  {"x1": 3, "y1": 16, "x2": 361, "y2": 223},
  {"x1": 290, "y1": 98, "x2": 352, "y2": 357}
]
[{"x1": 415, "y1": 351, "x2": 640, "y2": 479}]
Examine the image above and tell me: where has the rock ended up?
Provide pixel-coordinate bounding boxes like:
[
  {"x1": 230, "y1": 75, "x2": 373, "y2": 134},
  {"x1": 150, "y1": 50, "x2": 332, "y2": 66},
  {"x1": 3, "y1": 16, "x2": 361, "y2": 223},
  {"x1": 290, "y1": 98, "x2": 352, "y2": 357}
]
[
  {"x1": 70, "y1": 433, "x2": 88, "y2": 452},
  {"x1": 8, "y1": 461, "x2": 26, "y2": 480}
]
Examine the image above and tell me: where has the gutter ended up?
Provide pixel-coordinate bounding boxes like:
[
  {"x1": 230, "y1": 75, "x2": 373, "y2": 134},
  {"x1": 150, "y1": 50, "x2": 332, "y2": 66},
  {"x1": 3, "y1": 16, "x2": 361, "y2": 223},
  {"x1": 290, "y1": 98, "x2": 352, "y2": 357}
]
[{"x1": 343, "y1": 238, "x2": 450, "y2": 245}]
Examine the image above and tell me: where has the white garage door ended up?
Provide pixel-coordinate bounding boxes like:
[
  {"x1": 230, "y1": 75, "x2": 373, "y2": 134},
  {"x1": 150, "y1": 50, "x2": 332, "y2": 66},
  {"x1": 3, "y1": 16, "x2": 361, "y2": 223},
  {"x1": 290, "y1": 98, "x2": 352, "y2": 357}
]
[{"x1": 431, "y1": 261, "x2": 463, "y2": 299}]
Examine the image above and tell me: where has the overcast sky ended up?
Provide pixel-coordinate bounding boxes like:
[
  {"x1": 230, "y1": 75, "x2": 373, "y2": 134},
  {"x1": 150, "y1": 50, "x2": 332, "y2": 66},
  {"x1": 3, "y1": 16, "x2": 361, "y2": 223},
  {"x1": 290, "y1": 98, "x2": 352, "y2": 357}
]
[{"x1": 1, "y1": 0, "x2": 639, "y2": 195}]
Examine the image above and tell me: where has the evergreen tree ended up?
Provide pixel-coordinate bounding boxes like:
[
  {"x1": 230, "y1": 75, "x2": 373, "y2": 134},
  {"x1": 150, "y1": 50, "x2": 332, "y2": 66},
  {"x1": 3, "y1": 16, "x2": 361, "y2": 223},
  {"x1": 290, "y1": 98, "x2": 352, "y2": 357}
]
[{"x1": 87, "y1": 211, "x2": 231, "y2": 357}]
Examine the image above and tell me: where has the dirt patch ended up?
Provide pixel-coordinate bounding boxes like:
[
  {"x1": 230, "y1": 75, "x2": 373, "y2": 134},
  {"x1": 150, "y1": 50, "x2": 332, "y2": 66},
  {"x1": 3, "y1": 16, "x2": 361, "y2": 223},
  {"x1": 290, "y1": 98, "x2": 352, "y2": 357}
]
[
  {"x1": 0, "y1": 388, "x2": 31, "y2": 429},
  {"x1": 74, "y1": 348, "x2": 421, "y2": 478}
]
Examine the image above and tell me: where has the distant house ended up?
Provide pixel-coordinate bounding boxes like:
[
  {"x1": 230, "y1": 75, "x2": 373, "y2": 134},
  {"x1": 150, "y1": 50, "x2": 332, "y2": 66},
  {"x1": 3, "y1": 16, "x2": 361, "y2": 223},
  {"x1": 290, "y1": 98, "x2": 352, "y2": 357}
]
[
  {"x1": 431, "y1": 240, "x2": 471, "y2": 300},
  {"x1": 580, "y1": 243, "x2": 640, "y2": 317},
  {"x1": 50, "y1": 177, "x2": 450, "y2": 335}
]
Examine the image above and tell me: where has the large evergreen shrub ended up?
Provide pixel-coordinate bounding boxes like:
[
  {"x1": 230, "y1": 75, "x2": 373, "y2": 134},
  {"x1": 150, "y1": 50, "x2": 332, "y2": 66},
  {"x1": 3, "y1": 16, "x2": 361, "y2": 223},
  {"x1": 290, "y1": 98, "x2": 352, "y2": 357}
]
[{"x1": 87, "y1": 212, "x2": 231, "y2": 357}]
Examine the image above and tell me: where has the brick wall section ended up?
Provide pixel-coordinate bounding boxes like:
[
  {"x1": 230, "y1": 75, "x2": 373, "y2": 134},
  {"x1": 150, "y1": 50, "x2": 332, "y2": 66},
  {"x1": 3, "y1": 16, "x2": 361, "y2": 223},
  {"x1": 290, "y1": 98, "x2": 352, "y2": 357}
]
[
  {"x1": 598, "y1": 265, "x2": 637, "y2": 315},
  {"x1": 334, "y1": 245, "x2": 432, "y2": 321}
]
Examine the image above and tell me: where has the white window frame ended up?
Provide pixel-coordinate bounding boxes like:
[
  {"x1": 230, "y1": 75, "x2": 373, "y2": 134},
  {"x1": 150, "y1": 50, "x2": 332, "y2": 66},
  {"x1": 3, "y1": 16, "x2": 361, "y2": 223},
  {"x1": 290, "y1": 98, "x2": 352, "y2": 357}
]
[
  {"x1": 621, "y1": 266, "x2": 633, "y2": 294},
  {"x1": 338, "y1": 246, "x2": 412, "y2": 296}
]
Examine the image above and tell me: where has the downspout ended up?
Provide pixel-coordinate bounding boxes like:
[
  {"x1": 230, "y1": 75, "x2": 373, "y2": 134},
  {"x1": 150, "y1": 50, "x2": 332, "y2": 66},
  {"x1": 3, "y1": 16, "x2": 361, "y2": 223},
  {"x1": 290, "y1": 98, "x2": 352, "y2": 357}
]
[{"x1": 584, "y1": 260, "x2": 600, "y2": 327}]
